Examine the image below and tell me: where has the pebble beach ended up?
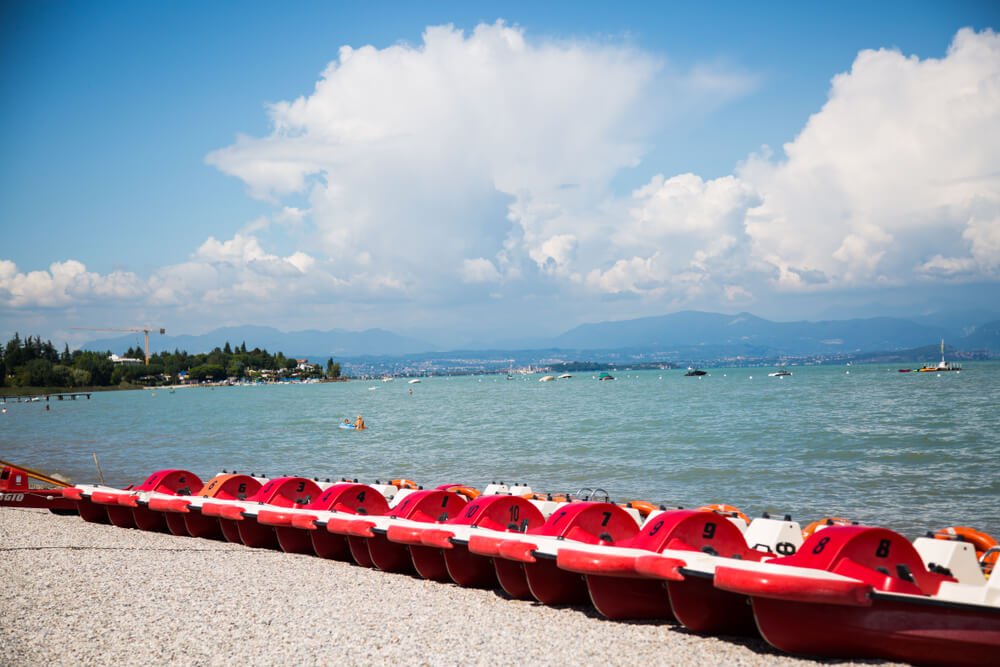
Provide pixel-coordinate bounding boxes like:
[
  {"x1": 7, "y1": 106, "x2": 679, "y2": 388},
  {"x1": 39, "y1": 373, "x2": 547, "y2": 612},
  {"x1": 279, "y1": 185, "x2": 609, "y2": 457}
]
[{"x1": 0, "y1": 507, "x2": 902, "y2": 666}]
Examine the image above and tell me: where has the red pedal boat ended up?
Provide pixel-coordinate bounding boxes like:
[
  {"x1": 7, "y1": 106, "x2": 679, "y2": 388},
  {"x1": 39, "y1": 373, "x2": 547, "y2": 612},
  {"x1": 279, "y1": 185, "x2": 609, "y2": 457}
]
[
  {"x1": 63, "y1": 469, "x2": 203, "y2": 529},
  {"x1": 467, "y1": 501, "x2": 644, "y2": 604},
  {"x1": 0, "y1": 464, "x2": 78, "y2": 514},
  {"x1": 383, "y1": 492, "x2": 548, "y2": 587},
  {"x1": 714, "y1": 525, "x2": 1000, "y2": 666},
  {"x1": 556, "y1": 509, "x2": 791, "y2": 630},
  {"x1": 145, "y1": 472, "x2": 265, "y2": 538}
]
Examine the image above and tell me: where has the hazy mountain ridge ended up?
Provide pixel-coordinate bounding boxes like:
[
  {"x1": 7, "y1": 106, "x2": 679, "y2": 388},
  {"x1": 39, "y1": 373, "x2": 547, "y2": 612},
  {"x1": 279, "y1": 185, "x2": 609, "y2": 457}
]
[
  {"x1": 80, "y1": 310, "x2": 1000, "y2": 361},
  {"x1": 553, "y1": 311, "x2": 957, "y2": 355},
  {"x1": 961, "y1": 320, "x2": 1000, "y2": 350}
]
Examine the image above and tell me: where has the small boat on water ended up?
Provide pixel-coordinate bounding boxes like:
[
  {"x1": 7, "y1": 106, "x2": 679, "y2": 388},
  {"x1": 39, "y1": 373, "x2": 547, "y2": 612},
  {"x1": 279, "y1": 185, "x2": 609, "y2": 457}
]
[
  {"x1": 597, "y1": 371, "x2": 615, "y2": 381},
  {"x1": 538, "y1": 375, "x2": 556, "y2": 382},
  {"x1": 684, "y1": 368, "x2": 707, "y2": 376},
  {"x1": 918, "y1": 339, "x2": 962, "y2": 372},
  {"x1": 768, "y1": 370, "x2": 792, "y2": 377}
]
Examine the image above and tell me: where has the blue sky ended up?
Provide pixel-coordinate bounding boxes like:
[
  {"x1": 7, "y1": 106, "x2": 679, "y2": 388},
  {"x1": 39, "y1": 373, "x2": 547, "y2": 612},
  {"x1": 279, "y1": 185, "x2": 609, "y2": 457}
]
[{"x1": 1, "y1": 1, "x2": 998, "y2": 348}]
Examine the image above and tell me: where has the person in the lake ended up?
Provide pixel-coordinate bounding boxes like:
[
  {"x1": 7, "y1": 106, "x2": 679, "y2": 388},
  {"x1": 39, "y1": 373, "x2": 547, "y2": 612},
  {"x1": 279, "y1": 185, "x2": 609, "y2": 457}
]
[{"x1": 354, "y1": 415, "x2": 366, "y2": 430}]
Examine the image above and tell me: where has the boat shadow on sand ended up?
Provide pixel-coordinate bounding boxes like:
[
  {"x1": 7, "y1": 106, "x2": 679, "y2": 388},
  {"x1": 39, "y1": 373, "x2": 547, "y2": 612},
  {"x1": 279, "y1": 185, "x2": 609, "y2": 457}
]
[{"x1": 519, "y1": 599, "x2": 892, "y2": 664}]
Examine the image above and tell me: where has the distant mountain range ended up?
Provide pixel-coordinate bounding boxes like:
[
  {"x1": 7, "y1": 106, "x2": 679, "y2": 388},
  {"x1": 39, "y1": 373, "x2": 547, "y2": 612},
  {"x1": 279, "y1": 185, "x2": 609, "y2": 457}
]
[
  {"x1": 81, "y1": 311, "x2": 1000, "y2": 362},
  {"x1": 554, "y1": 311, "x2": 951, "y2": 354}
]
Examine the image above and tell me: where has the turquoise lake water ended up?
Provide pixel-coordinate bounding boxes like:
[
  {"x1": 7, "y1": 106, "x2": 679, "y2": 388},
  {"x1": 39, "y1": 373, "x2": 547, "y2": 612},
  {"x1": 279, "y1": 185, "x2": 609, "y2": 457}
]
[{"x1": 3, "y1": 363, "x2": 998, "y2": 539}]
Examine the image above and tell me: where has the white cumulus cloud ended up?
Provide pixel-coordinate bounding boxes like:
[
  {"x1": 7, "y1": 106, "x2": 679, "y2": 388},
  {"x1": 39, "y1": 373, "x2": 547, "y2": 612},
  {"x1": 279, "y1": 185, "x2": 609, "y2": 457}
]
[
  {"x1": 584, "y1": 173, "x2": 759, "y2": 299},
  {"x1": 206, "y1": 21, "x2": 755, "y2": 307},
  {"x1": 0, "y1": 260, "x2": 146, "y2": 308},
  {"x1": 741, "y1": 27, "x2": 1000, "y2": 292},
  {"x1": 460, "y1": 258, "x2": 502, "y2": 284}
]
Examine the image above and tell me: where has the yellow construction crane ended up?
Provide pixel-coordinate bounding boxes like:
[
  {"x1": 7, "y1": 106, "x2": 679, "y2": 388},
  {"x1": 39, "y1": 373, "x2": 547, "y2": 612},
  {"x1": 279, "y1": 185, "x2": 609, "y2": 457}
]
[{"x1": 71, "y1": 326, "x2": 166, "y2": 365}]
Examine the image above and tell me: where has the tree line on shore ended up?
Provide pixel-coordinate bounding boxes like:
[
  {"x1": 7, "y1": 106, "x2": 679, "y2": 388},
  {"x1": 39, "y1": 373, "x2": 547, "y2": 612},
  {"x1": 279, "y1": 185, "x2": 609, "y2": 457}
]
[{"x1": 0, "y1": 333, "x2": 342, "y2": 389}]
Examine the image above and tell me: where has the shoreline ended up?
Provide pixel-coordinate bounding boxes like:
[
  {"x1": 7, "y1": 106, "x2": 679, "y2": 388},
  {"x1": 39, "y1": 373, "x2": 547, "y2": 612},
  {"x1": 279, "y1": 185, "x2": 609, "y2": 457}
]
[{"x1": 1, "y1": 508, "x2": 900, "y2": 666}]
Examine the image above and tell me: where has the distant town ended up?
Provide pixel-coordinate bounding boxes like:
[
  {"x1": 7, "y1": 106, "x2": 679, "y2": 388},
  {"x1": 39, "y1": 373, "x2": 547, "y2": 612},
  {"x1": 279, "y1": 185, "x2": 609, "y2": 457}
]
[{"x1": 338, "y1": 345, "x2": 993, "y2": 379}]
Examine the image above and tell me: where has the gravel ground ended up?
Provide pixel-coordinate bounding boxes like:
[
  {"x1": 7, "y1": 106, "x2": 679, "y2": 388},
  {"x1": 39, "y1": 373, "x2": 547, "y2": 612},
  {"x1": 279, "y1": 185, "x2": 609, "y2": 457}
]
[{"x1": 0, "y1": 508, "x2": 899, "y2": 666}]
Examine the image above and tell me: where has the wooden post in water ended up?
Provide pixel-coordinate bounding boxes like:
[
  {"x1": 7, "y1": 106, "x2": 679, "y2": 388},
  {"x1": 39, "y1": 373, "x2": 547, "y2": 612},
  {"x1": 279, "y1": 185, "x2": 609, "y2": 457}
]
[{"x1": 92, "y1": 452, "x2": 106, "y2": 485}]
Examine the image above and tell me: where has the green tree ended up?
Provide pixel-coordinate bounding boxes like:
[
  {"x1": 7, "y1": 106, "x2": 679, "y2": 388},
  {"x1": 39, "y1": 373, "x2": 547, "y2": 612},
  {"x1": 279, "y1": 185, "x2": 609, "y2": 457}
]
[
  {"x1": 18, "y1": 358, "x2": 53, "y2": 386},
  {"x1": 70, "y1": 368, "x2": 91, "y2": 387},
  {"x1": 4, "y1": 332, "x2": 25, "y2": 374},
  {"x1": 50, "y1": 364, "x2": 72, "y2": 387},
  {"x1": 73, "y1": 352, "x2": 114, "y2": 386},
  {"x1": 227, "y1": 359, "x2": 245, "y2": 378},
  {"x1": 188, "y1": 364, "x2": 226, "y2": 382}
]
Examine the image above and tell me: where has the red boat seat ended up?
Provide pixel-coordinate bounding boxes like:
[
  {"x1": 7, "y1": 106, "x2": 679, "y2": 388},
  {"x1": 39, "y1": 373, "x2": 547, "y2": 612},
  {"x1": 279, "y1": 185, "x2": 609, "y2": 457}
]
[
  {"x1": 771, "y1": 526, "x2": 956, "y2": 596},
  {"x1": 386, "y1": 488, "x2": 469, "y2": 521},
  {"x1": 252, "y1": 477, "x2": 324, "y2": 507},
  {"x1": 628, "y1": 509, "x2": 767, "y2": 560},
  {"x1": 133, "y1": 469, "x2": 203, "y2": 495},
  {"x1": 308, "y1": 482, "x2": 391, "y2": 515},
  {"x1": 447, "y1": 494, "x2": 545, "y2": 532},
  {"x1": 196, "y1": 474, "x2": 262, "y2": 500},
  {"x1": 538, "y1": 502, "x2": 640, "y2": 543}
]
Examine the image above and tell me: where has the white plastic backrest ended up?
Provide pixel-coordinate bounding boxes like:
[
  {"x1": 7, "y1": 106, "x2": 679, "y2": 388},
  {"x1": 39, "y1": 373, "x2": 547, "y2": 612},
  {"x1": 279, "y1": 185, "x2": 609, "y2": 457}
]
[
  {"x1": 527, "y1": 499, "x2": 565, "y2": 518},
  {"x1": 727, "y1": 516, "x2": 749, "y2": 533},
  {"x1": 316, "y1": 480, "x2": 336, "y2": 491},
  {"x1": 639, "y1": 509, "x2": 669, "y2": 528},
  {"x1": 913, "y1": 537, "x2": 986, "y2": 585},
  {"x1": 389, "y1": 487, "x2": 419, "y2": 508},
  {"x1": 369, "y1": 483, "x2": 397, "y2": 502},
  {"x1": 744, "y1": 518, "x2": 803, "y2": 557},
  {"x1": 986, "y1": 566, "x2": 1000, "y2": 605},
  {"x1": 508, "y1": 484, "x2": 532, "y2": 496},
  {"x1": 619, "y1": 506, "x2": 642, "y2": 526},
  {"x1": 482, "y1": 483, "x2": 509, "y2": 496}
]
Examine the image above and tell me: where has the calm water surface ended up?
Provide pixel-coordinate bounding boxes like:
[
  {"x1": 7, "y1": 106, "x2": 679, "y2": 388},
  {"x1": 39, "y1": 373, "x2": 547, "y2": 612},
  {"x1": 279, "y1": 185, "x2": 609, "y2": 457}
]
[{"x1": 3, "y1": 363, "x2": 998, "y2": 538}]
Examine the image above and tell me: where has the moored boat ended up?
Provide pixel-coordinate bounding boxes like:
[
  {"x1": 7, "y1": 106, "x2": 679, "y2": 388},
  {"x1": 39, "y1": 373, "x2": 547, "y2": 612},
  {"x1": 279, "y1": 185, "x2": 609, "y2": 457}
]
[
  {"x1": 63, "y1": 469, "x2": 204, "y2": 529},
  {"x1": 468, "y1": 500, "x2": 645, "y2": 604},
  {"x1": 714, "y1": 525, "x2": 1000, "y2": 666},
  {"x1": 383, "y1": 490, "x2": 547, "y2": 586},
  {"x1": 554, "y1": 509, "x2": 800, "y2": 631},
  {"x1": 0, "y1": 463, "x2": 78, "y2": 514},
  {"x1": 918, "y1": 339, "x2": 962, "y2": 372}
]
